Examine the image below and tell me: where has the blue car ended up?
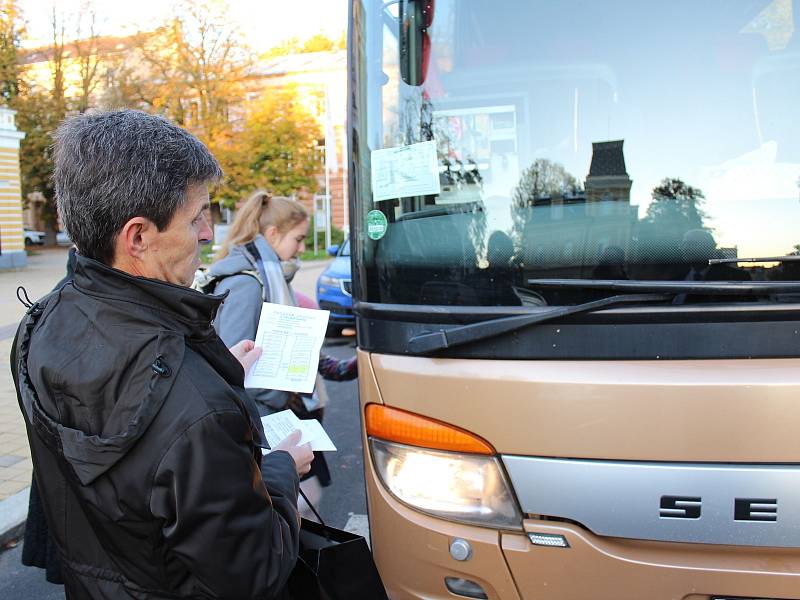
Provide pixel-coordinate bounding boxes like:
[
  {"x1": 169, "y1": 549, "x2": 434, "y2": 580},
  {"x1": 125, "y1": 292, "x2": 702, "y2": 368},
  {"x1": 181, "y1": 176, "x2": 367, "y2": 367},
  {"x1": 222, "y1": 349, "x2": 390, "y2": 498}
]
[{"x1": 316, "y1": 238, "x2": 354, "y2": 335}]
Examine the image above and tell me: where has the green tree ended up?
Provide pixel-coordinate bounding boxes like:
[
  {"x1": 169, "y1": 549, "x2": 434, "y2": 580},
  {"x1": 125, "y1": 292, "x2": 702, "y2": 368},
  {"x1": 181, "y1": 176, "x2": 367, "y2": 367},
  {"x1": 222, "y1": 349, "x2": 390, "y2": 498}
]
[
  {"x1": 15, "y1": 87, "x2": 60, "y2": 225},
  {"x1": 13, "y1": 8, "x2": 68, "y2": 232},
  {"x1": 0, "y1": 0, "x2": 22, "y2": 105},
  {"x1": 214, "y1": 86, "x2": 321, "y2": 205}
]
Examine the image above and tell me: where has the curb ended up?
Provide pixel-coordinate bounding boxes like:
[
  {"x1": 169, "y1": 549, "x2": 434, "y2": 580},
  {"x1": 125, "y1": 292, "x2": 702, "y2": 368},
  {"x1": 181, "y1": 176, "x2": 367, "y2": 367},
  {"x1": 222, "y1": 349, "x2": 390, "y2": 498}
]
[{"x1": 0, "y1": 486, "x2": 28, "y2": 548}]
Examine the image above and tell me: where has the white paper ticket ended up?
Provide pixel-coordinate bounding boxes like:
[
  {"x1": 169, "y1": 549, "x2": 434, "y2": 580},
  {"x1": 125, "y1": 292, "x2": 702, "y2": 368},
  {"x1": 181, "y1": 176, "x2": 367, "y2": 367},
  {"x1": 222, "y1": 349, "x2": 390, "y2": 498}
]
[
  {"x1": 244, "y1": 303, "x2": 329, "y2": 393},
  {"x1": 261, "y1": 410, "x2": 337, "y2": 452}
]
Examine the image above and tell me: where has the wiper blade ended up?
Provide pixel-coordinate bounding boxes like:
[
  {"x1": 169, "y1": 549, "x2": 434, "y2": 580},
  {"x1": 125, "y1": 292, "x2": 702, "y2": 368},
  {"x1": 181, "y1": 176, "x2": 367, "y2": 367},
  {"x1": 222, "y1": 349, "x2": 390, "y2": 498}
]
[
  {"x1": 709, "y1": 255, "x2": 800, "y2": 264},
  {"x1": 406, "y1": 293, "x2": 672, "y2": 354},
  {"x1": 526, "y1": 279, "x2": 800, "y2": 295}
]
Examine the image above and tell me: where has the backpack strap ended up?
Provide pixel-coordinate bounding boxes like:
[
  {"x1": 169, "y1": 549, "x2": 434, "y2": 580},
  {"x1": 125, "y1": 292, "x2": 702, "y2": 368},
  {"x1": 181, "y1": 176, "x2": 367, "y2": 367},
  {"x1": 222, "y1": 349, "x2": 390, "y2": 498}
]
[
  {"x1": 244, "y1": 240, "x2": 259, "y2": 259},
  {"x1": 190, "y1": 241, "x2": 270, "y2": 301},
  {"x1": 192, "y1": 268, "x2": 263, "y2": 295},
  {"x1": 244, "y1": 241, "x2": 271, "y2": 302}
]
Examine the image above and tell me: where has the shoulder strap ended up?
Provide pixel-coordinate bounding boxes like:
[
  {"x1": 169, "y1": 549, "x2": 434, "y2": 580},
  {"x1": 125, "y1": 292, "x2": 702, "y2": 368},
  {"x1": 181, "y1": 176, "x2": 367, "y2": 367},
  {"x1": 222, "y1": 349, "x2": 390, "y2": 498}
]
[
  {"x1": 244, "y1": 240, "x2": 259, "y2": 258},
  {"x1": 244, "y1": 241, "x2": 271, "y2": 302},
  {"x1": 192, "y1": 267, "x2": 263, "y2": 296},
  {"x1": 191, "y1": 242, "x2": 270, "y2": 300}
]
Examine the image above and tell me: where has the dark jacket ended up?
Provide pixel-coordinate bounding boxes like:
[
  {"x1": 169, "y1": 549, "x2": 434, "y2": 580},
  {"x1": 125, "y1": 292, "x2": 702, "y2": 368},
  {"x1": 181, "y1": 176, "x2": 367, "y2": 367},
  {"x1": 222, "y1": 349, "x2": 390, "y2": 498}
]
[
  {"x1": 19, "y1": 246, "x2": 77, "y2": 584},
  {"x1": 12, "y1": 255, "x2": 301, "y2": 599}
]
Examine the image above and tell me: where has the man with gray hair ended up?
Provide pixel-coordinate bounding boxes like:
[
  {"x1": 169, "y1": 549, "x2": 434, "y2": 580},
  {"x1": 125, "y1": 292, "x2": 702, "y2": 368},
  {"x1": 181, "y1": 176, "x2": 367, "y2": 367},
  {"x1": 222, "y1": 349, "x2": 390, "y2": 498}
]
[{"x1": 12, "y1": 109, "x2": 313, "y2": 599}]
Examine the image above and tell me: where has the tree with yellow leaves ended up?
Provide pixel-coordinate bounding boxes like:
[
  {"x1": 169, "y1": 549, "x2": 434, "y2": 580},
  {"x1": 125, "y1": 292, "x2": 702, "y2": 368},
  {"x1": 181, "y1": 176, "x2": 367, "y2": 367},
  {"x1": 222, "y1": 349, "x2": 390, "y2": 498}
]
[
  {"x1": 214, "y1": 85, "x2": 321, "y2": 206},
  {"x1": 129, "y1": 0, "x2": 252, "y2": 143}
]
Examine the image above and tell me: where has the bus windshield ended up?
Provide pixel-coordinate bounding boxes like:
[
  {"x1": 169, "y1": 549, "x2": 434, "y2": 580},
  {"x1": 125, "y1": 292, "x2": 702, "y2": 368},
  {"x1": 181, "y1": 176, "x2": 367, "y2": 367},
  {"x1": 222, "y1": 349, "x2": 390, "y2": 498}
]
[{"x1": 352, "y1": 0, "x2": 800, "y2": 307}]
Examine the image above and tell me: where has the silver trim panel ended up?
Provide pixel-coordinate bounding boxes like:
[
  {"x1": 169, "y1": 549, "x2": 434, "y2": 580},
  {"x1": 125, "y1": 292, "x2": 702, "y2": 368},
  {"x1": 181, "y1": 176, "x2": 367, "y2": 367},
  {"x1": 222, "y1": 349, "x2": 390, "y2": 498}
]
[{"x1": 502, "y1": 456, "x2": 800, "y2": 547}]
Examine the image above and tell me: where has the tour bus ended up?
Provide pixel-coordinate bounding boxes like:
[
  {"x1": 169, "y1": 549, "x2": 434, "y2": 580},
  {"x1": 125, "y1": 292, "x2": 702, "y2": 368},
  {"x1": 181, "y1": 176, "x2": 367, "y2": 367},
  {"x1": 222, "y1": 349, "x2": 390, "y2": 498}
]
[{"x1": 348, "y1": 1, "x2": 800, "y2": 598}]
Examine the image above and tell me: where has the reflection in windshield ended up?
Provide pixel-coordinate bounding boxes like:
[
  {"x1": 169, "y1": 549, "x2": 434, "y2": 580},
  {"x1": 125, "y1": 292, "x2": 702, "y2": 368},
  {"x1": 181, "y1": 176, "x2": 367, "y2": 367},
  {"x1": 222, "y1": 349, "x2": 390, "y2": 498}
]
[{"x1": 354, "y1": 0, "x2": 800, "y2": 306}]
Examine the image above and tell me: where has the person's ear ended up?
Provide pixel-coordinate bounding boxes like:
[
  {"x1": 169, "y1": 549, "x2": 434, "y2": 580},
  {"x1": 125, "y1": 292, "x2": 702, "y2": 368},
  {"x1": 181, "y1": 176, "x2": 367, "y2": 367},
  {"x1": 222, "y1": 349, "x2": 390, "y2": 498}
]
[
  {"x1": 117, "y1": 217, "x2": 156, "y2": 261},
  {"x1": 264, "y1": 224, "x2": 281, "y2": 247}
]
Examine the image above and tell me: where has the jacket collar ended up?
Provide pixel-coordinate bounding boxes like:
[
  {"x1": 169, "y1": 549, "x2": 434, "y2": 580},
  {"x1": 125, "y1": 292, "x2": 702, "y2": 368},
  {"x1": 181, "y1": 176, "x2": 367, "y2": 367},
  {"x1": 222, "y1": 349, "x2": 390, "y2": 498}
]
[{"x1": 72, "y1": 253, "x2": 226, "y2": 335}]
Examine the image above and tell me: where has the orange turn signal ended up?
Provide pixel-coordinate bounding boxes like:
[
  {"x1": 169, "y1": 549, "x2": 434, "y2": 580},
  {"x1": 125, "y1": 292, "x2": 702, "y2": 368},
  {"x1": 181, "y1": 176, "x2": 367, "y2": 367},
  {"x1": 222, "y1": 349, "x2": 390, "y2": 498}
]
[{"x1": 365, "y1": 404, "x2": 494, "y2": 455}]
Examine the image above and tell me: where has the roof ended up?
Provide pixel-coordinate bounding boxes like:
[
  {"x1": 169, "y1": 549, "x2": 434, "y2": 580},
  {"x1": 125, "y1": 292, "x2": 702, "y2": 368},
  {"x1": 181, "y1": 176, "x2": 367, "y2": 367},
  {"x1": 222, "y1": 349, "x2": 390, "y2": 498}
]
[
  {"x1": 255, "y1": 50, "x2": 346, "y2": 77},
  {"x1": 19, "y1": 32, "x2": 149, "y2": 65},
  {"x1": 588, "y1": 140, "x2": 628, "y2": 177}
]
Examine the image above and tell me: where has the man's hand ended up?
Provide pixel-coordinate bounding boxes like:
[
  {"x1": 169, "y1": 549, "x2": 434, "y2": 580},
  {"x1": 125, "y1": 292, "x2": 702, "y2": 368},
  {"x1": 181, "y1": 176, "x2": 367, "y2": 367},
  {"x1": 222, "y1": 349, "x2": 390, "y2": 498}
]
[
  {"x1": 229, "y1": 340, "x2": 262, "y2": 373},
  {"x1": 274, "y1": 430, "x2": 314, "y2": 476}
]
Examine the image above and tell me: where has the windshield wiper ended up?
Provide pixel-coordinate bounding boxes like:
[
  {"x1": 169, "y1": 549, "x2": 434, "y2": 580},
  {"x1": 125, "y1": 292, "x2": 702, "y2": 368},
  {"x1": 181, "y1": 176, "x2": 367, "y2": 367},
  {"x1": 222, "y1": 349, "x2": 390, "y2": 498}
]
[
  {"x1": 406, "y1": 293, "x2": 672, "y2": 354},
  {"x1": 709, "y1": 255, "x2": 800, "y2": 264},
  {"x1": 526, "y1": 279, "x2": 800, "y2": 295}
]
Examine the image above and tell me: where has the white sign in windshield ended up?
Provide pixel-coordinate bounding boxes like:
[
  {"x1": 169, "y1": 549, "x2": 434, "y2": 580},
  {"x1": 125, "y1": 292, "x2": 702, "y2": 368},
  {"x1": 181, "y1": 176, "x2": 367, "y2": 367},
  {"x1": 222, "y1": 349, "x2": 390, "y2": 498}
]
[{"x1": 371, "y1": 140, "x2": 441, "y2": 202}]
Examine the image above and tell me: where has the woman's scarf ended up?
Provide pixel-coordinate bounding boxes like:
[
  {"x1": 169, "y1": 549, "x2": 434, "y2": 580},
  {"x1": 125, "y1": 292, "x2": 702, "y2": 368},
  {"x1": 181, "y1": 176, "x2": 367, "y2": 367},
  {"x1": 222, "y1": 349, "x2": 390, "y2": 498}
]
[{"x1": 253, "y1": 236, "x2": 296, "y2": 307}]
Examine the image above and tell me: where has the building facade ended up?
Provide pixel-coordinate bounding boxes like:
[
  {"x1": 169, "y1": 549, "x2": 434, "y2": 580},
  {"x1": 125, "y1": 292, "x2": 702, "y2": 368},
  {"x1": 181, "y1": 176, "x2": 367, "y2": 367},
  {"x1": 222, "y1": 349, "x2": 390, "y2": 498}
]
[{"x1": 0, "y1": 108, "x2": 27, "y2": 269}]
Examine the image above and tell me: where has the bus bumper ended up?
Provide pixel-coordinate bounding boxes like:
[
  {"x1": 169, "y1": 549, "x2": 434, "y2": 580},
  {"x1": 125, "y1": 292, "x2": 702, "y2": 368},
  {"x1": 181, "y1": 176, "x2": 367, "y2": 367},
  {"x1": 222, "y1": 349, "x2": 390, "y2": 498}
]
[{"x1": 368, "y1": 460, "x2": 800, "y2": 600}]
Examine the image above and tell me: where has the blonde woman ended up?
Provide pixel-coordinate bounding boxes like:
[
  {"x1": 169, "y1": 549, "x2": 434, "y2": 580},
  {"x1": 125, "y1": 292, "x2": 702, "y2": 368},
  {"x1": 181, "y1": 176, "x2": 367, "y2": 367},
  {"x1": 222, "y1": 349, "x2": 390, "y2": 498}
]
[{"x1": 210, "y1": 190, "x2": 357, "y2": 515}]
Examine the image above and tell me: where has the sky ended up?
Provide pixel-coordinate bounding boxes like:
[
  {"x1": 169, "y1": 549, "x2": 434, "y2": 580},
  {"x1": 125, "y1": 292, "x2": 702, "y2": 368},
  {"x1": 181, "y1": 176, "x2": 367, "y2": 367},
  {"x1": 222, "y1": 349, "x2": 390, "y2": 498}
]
[{"x1": 18, "y1": 0, "x2": 348, "y2": 53}]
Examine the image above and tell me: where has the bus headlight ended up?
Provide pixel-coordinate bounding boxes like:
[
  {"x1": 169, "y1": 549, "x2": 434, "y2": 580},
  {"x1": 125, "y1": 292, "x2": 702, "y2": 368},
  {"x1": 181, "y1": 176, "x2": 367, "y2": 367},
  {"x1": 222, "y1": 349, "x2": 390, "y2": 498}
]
[{"x1": 370, "y1": 438, "x2": 522, "y2": 529}]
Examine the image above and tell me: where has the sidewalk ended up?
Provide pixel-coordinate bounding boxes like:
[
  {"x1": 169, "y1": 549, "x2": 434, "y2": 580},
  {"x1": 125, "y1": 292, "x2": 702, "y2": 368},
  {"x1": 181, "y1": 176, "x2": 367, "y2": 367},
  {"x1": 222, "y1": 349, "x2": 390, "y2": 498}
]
[
  {"x1": 0, "y1": 336, "x2": 30, "y2": 496},
  {"x1": 0, "y1": 334, "x2": 29, "y2": 545},
  {"x1": 0, "y1": 248, "x2": 71, "y2": 545},
  {"x1": 0, "y1": 248, "x2": 72, "y2": 336}
]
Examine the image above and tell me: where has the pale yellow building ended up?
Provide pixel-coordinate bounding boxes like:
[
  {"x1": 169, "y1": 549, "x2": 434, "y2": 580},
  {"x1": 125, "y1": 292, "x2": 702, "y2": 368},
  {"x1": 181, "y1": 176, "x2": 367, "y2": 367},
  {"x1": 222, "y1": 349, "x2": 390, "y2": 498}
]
[
  {"x1": 20, "y1": 33, "x2": 142, "y2": 103},
  {"x1": 0, "y1": 107, "x2": 27, "y2": 269}
]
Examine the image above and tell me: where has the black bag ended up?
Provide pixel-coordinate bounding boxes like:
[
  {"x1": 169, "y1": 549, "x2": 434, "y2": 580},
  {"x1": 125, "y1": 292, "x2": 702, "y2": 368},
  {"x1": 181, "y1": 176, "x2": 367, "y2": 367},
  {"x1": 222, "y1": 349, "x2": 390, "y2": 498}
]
[{"x1": 287, "y1": 492, "x2": 388, "y2": 600}]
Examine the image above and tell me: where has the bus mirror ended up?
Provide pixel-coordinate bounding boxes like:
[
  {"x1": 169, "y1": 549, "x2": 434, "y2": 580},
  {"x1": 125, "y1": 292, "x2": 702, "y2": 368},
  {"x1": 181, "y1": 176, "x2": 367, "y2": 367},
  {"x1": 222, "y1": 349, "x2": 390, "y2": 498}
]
[{"x1": 400, "y1": 0, "x2": 434, "y2": 86}]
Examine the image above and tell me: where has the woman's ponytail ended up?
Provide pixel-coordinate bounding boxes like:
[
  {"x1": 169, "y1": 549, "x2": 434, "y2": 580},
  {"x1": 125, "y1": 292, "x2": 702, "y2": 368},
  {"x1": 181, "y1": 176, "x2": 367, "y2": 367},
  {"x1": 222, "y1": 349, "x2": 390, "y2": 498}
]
[{"x1": 215, "y1": 190, "x2": 307, "y2": 260}]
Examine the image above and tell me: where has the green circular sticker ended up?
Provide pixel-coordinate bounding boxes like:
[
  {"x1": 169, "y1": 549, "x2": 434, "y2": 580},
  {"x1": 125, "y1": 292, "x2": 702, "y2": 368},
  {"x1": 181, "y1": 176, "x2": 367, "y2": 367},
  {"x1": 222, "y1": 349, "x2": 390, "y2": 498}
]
[{"x1": 366, "y1": 210, "x2": 388, "y2": 240}]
